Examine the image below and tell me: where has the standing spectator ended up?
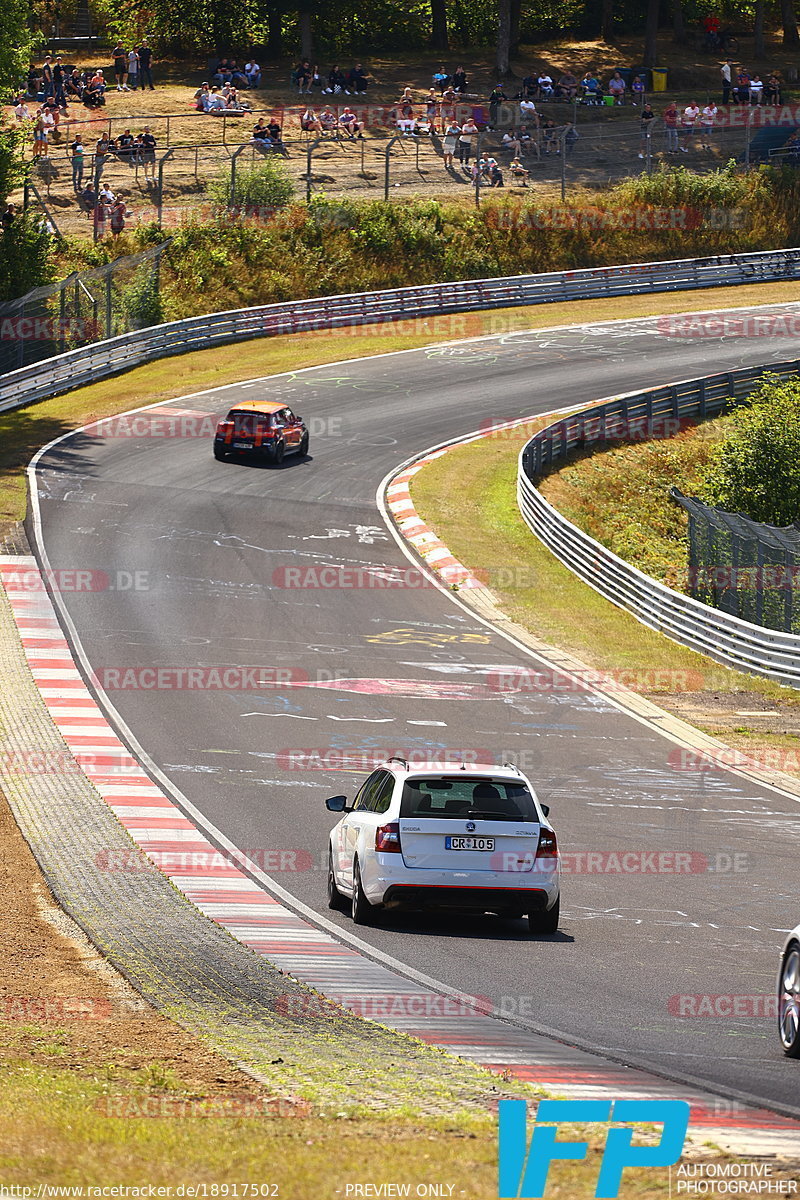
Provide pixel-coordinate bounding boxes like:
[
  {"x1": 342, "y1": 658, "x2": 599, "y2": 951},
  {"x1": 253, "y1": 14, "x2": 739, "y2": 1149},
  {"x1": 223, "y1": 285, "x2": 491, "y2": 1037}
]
[
  {"x1": 113, "y1": 43, "x2": 128, "y2": 90},
  {"x1": 442, "y1": 119, "x2": 460, "y2": 168},
  {"x1": 750, "y1": 74, "x2": 764, "y2": 105},
  {"x1": 1, "y1": 203, "x2": 17, "y2": 230},
  {"x1": 451, "y1": 66, "x2": 468, "y2": 93},
  {"x1": 458, "y1": 115, "x2": 477, "y2": 166},
  {"x1": 79, "y1": 182, "x2": 96, "y2": 218},
  {"x1": 564, "y1": 123, "x2": 579, "y2": 154},
  {"x1": 53, "y1": 58, "x2": 67, "y2": 107},
  {"x1": 116, "y1": 127, "x2": 135, "y2": 163},
  {"x1": 425, "y1": 88, "x2": 440, "y2": 130},
  {"x1": 93, "y1": 194, "x2": 109, "y2": 238},
  {"x1": 140, "y1": 126, "x2": 157, "y2": 180},
  {"x1": 541, "y1": 117, "x2": 557, "y2": 154},
  {"x1": 607, "y1": 71, "x2": 626, "y2": 104},
  {"x1": 631, "y1": 74, "x2": 646, "y2": 105},
  {"x1": 69, "y1": 133, "x2": 85, "y2": 190},
  {"x1": 680, "y1": 101, "x2": 699, "y2": 151},
  {"x1": 488, "y1": 83, "x2": 507, "y2": 127},
  {"x1": 110, "y1": 194, "x2": 130, "y2": 235},
  {"x1": 94, "y1": 132, "x2": 110, "y2": 183},
  {"x1": 700, "y1": 101, "x2": 718, "y2": 149},
  {"x1": 721, "y1": 60, "x2": 732, "y2": 104},
  {"x1": 663, "y1": 101, "x2": 679, "y2": 152},
  {"x1": 244, "y1": 56, "x2": 261, "y2": 88},
  {"x1": 127, "y1": 47, "x2": 140, "y2": 91},
  {"x1": 704, "y1": 13, "x2": 721, "y2": 49},
  {"x1": 33, "y1": 111, "x2": 48, "y2": 158},
  {"x1": 41, "y1": 56, "x2": 54, "y2": 98},
  {"x1": 638, "y1": 102, "x2": 656, "y2": 157},
  {"x1": 138, "y1": 40, "x2": 155, "y2": 90}
]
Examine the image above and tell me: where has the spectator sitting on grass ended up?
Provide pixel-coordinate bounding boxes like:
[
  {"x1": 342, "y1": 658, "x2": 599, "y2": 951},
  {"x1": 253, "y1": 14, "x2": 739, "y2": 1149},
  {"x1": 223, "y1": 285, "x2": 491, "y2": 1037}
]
[
  {"x1": 750, "y1": 74, "x2": 764, "y2": 104},
  {"x1": 451, "y1": 66, "x2": 468, "y2": 93},
  {"x1": 556, "y1": 71, "x2": 578, "y2": 99},
  {"x1": 204, "y1": 86, "x2": 227, "y2": 113},
  {"x1": 765, "y1": 73, "x2": 782, "y2": 104},
  {"x1": 66, "y1": 70, "x2": 83, "y2": 100},
  {"x1": 339, "y1": 107, "x2": 363, "y2": 138},
  {"x1": 509, "y1": 157, "x2": 529, "y2": 184},
  {"x1": 348, "y1": 64, "x2": 369, "y2": 93},
  {"x1": 541, "y1": 116, "x2": 558, "y2": 153},
  {"x1": 228, "y1": 61, "x2": 248, "y2": 87},
  {"x1": 214, "y1": 58, "x2": 232, "y2": 85},
  {"x1": 502, "y1": 128, "x2": 522, "y2": 156},
  {"x1": 13, "y1": 98, "x2": 31, "y2": 121},
  {"x1": 194, "y1": 83, "x2": 210, "y2": 109},
  {"x1": 293, "y1": 60, "x2": 312, "y2": 93},
  {"x1": 323, "y1": 65, "x2": 346, "y2": 94},
  {"x1": 520, "y1": 74, "x2": 536, "y2": 98},
  {"x1": 252, "y1": 118, "x2": 276, "y2": 152},
  {"x1": 607, "y1": 71, "x2": 626, "y2": 104},
  {"x1": 519, "y1": 96, "x2": 538, "y2": 126},
  {"x1": 223, "y1": 84, "x2": 252, "y2": 110},
  {"x1": 244, "y1": 58, "x2": 261, "y2": 88},
  {"x1": 489, "y1": 159, "x2": 504, "y2": 187}
]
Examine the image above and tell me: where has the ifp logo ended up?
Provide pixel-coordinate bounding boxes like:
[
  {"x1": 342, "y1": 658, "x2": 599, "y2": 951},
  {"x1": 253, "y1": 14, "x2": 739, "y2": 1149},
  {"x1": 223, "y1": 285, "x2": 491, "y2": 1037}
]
[{"x1": 498, "y1": 1099, "x2": 689, "y2": 1197}]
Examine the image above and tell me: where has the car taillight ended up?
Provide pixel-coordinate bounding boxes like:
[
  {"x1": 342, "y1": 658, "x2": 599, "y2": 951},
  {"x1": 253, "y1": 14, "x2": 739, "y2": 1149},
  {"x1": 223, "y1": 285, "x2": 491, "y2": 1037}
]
[
  {"x1": 536, "y1": 827, "x2": 558, "y2": 860},
  {"x1": 375, "y1": 822, "x2": 402, "y2": 853},
  {"x1": 217, "y1": 420, "x2": 234, "y2": 444}
]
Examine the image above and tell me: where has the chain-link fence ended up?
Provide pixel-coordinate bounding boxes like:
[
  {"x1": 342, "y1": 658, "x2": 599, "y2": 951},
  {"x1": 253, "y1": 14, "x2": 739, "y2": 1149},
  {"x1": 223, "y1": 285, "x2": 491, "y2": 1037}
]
[
  {"x1": 0, "y1": 240, "x2": 171, "y2": 374},
  {"x1": 672, "y1": 488, "x2": 800, "y2": 633}
]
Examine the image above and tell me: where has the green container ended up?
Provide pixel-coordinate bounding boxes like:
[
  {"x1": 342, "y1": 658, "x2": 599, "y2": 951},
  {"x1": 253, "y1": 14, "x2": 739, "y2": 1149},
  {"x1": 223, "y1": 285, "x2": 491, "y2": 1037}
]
[{"x1": 603, "y1": 94, "x2": 615, "y2": 105}]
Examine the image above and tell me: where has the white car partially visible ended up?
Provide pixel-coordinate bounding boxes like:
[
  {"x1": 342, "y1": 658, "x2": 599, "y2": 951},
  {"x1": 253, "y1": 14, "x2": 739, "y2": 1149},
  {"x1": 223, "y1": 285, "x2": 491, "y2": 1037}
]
[
  {"x1": 779, "y1": 925, "x2": 800, "y2": 1057},
  {"x1": 325, "y1": 758, "x2": 561, "y2": 934}
]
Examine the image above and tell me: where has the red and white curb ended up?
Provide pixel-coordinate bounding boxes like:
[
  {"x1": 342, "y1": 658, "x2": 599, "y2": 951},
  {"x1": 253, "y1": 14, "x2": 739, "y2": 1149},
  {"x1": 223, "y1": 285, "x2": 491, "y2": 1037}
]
[{"x1": 2, "y1": 552, "x2": 799, "y2": 1156}]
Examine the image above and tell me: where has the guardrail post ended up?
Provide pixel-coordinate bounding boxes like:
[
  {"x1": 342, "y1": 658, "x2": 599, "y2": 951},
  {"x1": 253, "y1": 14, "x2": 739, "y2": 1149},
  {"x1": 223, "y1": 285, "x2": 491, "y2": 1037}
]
[
  {"x1": 105, "y1": 268, "x2": 113, "y2": 339},
  {"x1": 229, "y1": 144, "x2": 249, "y2": 207},
  {"x1": 156, "y1": 147, "x2": 176, "y2": 229}
]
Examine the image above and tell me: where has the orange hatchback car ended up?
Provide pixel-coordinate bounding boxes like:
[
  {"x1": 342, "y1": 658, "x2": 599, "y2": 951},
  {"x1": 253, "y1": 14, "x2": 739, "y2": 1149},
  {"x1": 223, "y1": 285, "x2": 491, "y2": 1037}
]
[{"x1": 213, "y1": 401, "x2": 309, "y2": 465}]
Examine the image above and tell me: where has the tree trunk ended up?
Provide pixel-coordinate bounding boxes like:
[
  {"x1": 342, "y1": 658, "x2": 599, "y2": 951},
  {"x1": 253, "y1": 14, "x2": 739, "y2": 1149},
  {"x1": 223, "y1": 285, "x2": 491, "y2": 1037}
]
[
  {"x1": 430, "y1": 0, "x2": 448, "y2": 49},
  {"x1": 601, "y1": 0, "x2": 614, "y2": 42},
  {"x1": 496, "y1": 0, "x2": 511, "y2": 78},
  {"x1": 510, "y1": 0, "x2": 522, "y2": 53},
  {"x1": 267, "y1": 5, "x2": 283, "y2": 57},
  {"x1": 672, "y1": 0, "x2": 685, "y2": 44},
  {"x1": 781, "y1": 0, "x2": 800, "y2": 45},
  {"x1": 753, "y1": 0, "x2": 766, "y2": 57},
  {"x1": 299, "y1": 6, "x2": 313, "y2": 59},
  {"x1": 643, "y1": 0, "x2": 659, "y2": 66}
]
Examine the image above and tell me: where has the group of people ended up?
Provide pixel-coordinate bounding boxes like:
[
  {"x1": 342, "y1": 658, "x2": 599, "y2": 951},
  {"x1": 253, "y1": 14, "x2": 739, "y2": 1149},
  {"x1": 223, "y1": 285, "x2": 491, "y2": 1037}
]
[
  {"x1": 211, "y1": 58, "x2": 263, "y2": 88},
  {"x1": 720, "y1": 62, "x2": 783, "y2": 105},
  {"x1": 110, "y1": 42, "x2": 156, "y2": 91},
  {"x1": 78, "y1": 181, "x2": 132, "y2": 237},
  {"x1": 193, "y1": 82, "x2": 254, "y2": 113},
  {"x1": 300, "y1": 105, "x2": 364, "y2": 137},
  {"x1": 293, "y1": 61, "x2": 369, "y2": 95},
  {"x1": 250, "y1": 117, "x2": 289, "y2": 154}
]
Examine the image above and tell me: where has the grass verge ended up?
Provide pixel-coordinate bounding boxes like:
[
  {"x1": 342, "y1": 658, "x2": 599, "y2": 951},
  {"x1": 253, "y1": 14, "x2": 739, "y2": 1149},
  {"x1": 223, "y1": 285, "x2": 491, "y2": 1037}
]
[{"x1": 409, "y1": 420, "x2": 800, "y2": 766}]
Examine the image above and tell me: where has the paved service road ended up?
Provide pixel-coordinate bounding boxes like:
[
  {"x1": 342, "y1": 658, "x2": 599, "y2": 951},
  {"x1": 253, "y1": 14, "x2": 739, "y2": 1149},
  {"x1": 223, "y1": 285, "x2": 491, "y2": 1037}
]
[{"x1": 31, "y1": 311, "x2": 800, "y2": 1115}]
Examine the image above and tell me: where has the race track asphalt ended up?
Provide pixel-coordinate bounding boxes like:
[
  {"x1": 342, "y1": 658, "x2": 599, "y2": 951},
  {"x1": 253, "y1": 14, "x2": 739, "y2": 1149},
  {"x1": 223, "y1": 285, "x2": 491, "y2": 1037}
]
[{"x1": 30, "y1": 310, "x2": 800, "y2": 1114}]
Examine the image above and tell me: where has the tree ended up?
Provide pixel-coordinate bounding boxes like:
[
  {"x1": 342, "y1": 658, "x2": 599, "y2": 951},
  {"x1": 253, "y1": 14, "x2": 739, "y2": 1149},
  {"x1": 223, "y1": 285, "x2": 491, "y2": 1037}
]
[
  {"x1": 601, "y1": 0, "x2": 614, "y2": 42},
  {"x1": 781, "y1": 0, "x2": 800, "y2": 45},
  {"x1": 496, "y1": 0, "x2": 511, "y2": 78},
  {"x1": 430, "y1": 0, "x2": 448, "y2": 50},
  {"x1": 701, "y1": 377, "x2": 800, "y2": 526},
  {"x1": 0, "y1": 0, "x2": 39, "y2": 99},
  {"x1": 643, "y1": 0, "x2": 659, "y2": 67},
  {"x1": 754, "y1": 0, "x2": 766, "y2": 58},
  {"x1": 672, "y1": 0, "x2": 686, "y2": 45}
]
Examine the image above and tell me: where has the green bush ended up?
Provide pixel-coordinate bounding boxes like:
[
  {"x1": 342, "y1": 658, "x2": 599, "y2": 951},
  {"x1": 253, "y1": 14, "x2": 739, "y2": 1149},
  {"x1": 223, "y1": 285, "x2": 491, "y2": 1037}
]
[
  {"x1": 700, "y1": 375, "x2": 800, "y2": 526},
  {"x1": 208, "y1": 160, "x2": 294, "y2": 212}
]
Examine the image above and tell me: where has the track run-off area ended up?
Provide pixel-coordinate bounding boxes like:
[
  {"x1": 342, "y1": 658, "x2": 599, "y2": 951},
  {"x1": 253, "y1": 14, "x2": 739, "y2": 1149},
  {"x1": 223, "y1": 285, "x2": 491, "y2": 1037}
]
[{"x1": 18, "y1": 306, "x2": 800, "y2": 1135}]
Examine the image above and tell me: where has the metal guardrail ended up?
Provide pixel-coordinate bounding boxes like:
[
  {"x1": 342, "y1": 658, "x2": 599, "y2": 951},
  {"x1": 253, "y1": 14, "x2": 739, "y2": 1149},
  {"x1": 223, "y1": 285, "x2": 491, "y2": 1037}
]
[
  {"x1": 517, "y1": 359, "x2": 800, "y2": 688},
  {"x1": 3, "y1": 245, "x2": 800, "y2": 416}
]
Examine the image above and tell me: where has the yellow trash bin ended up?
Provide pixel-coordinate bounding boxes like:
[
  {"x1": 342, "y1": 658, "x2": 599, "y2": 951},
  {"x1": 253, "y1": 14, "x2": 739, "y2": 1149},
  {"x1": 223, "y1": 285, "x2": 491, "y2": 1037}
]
[{"x1": 651, "y1": 67, "x2": 668, "y2": 92}]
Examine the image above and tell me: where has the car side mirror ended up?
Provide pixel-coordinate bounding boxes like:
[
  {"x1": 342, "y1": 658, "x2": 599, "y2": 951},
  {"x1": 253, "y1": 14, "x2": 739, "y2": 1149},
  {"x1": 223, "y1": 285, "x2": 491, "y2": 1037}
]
[
  {"x1": 326, "y1": 795, "x2": 349, "y2": 812},
  {"x1": 540, "y1": 804, "x2": 550, "y2": 818}
]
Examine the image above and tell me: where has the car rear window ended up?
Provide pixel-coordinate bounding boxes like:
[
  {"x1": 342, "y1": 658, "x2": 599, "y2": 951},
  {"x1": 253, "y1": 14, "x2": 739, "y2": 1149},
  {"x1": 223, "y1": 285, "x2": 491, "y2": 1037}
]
[
  {"x1": 400, "y1": 777, "x2": 538, "y2": 822},
  {"x1": 227, "y1": 411, "x2": 272, "y2": 434}
]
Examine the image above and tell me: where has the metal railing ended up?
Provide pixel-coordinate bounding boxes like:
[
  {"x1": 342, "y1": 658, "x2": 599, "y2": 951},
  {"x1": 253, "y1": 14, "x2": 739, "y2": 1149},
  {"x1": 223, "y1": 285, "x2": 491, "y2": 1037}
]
[
  {"x1": 3, "y1": 246, "x2": 800, "y2": 417},
  {"x1": 517, "y1": 359, "x2": 800, "y2": 688}
]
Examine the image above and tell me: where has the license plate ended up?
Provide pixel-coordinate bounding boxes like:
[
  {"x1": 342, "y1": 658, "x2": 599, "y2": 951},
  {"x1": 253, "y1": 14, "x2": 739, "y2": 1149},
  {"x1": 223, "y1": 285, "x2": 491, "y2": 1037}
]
[
  {"x1": 445, "y1": 836, "x2": 495, "y2": 851},
  {"x1": 233, "y1": 441, "x2": 251, "y2": 449}
]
